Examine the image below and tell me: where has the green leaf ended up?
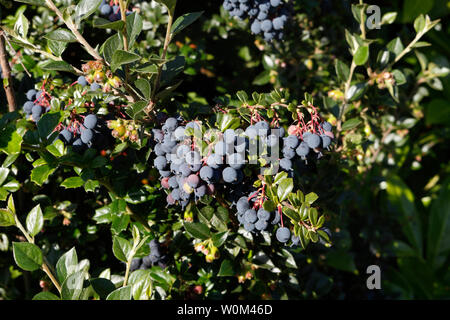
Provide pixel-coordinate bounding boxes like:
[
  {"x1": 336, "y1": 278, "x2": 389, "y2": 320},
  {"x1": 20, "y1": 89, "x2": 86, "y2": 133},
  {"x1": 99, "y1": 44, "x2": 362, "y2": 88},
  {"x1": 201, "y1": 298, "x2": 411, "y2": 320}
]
[
  {"x1": 236, "y1": 91, "x2": 248, "y2": 104},
  {"x1": 111, "y1": 214, "x2": 130, "y2": 235},
  {"x1": 160, "y1": 56, "x2": 185, "y2": 86},
  {"x1": 212, "y1": 231, "x2": 229, "y2": 248},
  {"x1": 283, "y1": 207, "x2": 300, "y2": 222},
  {"x1": 277, "y1": 178, "x2": 293, "y2": 202},
  {"x1": 217, "y1": 259, "x2": 234, "y2": 277},
  {"x1": 381, "y1": 12, "x2": 397, "y2": 25},
  {"x1": 262, "y1": 200, "x2": 276, "y2": 213},
  {"x1": 345, "y1": 30, "x2": 363, "y2": 54},
  {"x1": 216, "y1": 113, "x2": 234, "y2": 132},
  {"x1": 171, "y1": 11, "x2": 203, "y2": 36},
  {"x1": 427, "y1": 178, "x2": 450, "y2": 269},
  {"x1": 155, "y1": 80, "x2": 182, "y2": 101},
  {"x1": 318, "y1": 230, "x2": 331, "y2": 243},
  {"x1": 12, "y1": 242, "x2": 43, "y2": 271},
  {"x1": 387, "y1": 37, "x2": 404, "y2": 58},
  {"x1": 0, "y1": 167, "x2": 9, "y2": 186},
  {"x1": 345, "y1": 83, "x2": 367, "y2": 102},
  {"x1": 386, "y1": 175, "x2": 423, "y2": 256},
  {"x1": 14, "y1": 12, "x2": 29, "y2": 38},
  {"x1": 44, "y1": 29, "x2": 77, "y2": 42},
  {"x1": 37, "y1": 112, "x2": 62, "y2": 140},
  {"x1": 26, "y1": 205, "x2": 43, "y2": 237},
  {"x1": 93, "y1": 18, "x2": 125, "y2": 31},
  {"x1": 304, "y1": 192, "x2": 319, "y2": 205},
  {"x1": 132, "y1": 277, "x2": 152, "y2": 300},
  {"x1": 90, "y1": 278, "x2": 116, "y2": 300},
  {"x1": 252, "y1": 70, "x2": 271, "y2": 86},
  {"x1": 61, "y1": 177, "x2": 85, "y2": 189},
  {"x1": 0, "y1": 127, "x2": 23, "y2": 155},
  {"x1": 183, "y1": 222, "x2": 210, "y2": 240},
  {"x1": 149, "y1": 267, "x2": 175, "y2": 289},
  {"x1": 155, "y1": 0, "x2": 177, "y2": 15},
  {"x1": 252, "y1": 251, "x2": 276, "y2": 271},
  {"x1": 126, "y1": 101, "x2": 147, "y2": 120},
  {"x1": 133, "y1": 63, "x2": 158, "y2": 74},
  {"x1": 308, "y1": 208, "x2": 319, "y2": 226},
  {"x1": 353, "y1": 45, "x2": 369, "y2": 66},
  {"x1": 414, "y1": 14, "x2": 426, "y2": 34},
  {"x1": 112, "y1": 236, "x2": 131, "y2": 262},
  {"x1": 56, "y1": 247, "x2": 78, "y2": 284},
  {"x1": 135, "y1": 79, "x2": 151, "y2": 100},
  {"x1": 75, "y1": 0, "x2": 103, "y2": 22},
  {"x1": 126, "y1": 12, "x2": 143, "y2": 48},
  {"x1": 280, "y1": 248, "x2": 297, "y2": 269},
  {"x1": 61, "y1": 270, "x2": 86, "y2": 300},
  {"x1": 351, "y1": 4, "x2": 366, "y2": 24},
  {"x1": 335, "y1": 59, "x2": 350, "y2": 82},
  {"x1": 341, "y1": 118, "x2": 362, "y2": 131},
  {"x1": 31, "y1": 165, "x2": 56, "y2": 186},
  {"x1": 111, "y1": 50, "x2": 141, "y2": 72},
  {"x1": 8, "y1": 194, "x2": 15, "y2": 215},
  {"x1": 106, "y1": 286, "x2": 132, "y2": 300},
  {"x1": 392, "y1": 70, "x2": 407, "y2": 86},
  {"x1": 32, "y1": 292, "x2": 60, "y2": 300},
  {"x1": 101, "y1": 34, "x2": 123, "y2": 64},
  {"x1": 411, "y1": 41, "x2": 431, "y2": 49},
  {"x1": 14, "y1": 0, "x2": 45, "y2": 5},
  {"x1": 0, "y1": 209, "x2": 15, "y2": 227},
  {"x1": 46, "y1": 138, "x2": 66, "y2": 157}
]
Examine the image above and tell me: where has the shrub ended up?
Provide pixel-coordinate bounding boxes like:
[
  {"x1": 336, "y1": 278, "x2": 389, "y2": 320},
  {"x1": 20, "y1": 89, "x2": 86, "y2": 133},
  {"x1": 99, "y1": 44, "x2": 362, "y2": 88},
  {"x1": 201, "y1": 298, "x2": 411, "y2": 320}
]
[{"x1": 0, "y1": 0, "x2": 449, "y2": 300}]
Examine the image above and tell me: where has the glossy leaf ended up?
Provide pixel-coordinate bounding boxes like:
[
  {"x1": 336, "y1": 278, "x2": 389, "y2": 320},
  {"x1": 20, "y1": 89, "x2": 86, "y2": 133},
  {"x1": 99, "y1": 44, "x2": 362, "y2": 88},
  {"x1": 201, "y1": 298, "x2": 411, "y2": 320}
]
[
  {"x1": 26, "y1": 205, "x2": 43, "y2": 237},
  {"x1": 106, "y1": 286, "x2": 132, "y2": 300},
  {"x1": 183, "y1": 222, "x2": 210, "y2": 240},
  {"x1": 56, "y1": 247, "x2": 79, "y2": 283},
  {"x1": 12, "y1": 242, "x2": 43, "y2": 271},
  {"x1": 171, "y1": 11, "x2": 203, "y2": 36},
  {"x1": 112, "y1": 236, "x2": 132, "y2": 262}
]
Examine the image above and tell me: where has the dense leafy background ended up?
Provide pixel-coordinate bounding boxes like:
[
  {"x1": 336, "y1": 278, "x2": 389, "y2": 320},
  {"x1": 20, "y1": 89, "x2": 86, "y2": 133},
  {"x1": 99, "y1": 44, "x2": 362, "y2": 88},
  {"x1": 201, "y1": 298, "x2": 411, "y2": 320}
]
[{"x1": 0, "y1": 0, "x2": 449, "y2": 300}]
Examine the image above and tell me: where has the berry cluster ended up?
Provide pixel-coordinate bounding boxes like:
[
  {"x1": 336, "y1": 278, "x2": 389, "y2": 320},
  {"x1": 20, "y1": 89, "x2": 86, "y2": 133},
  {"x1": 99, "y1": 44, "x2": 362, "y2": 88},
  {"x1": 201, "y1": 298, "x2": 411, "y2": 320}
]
[
  {"x1": 79, "y1": 61, "x2": 122, "y2": 93},
  {"x1": 22, "y1": 87, "x2": 52, "y2": 122},
  {"x1": 129, "y1": 239, "x2": 168, "y2": 271},
  {"x1": 152, "y1": 116, "x2": 250, "y2": 208},
  {"x1": 151, "y1": 106, "x2": 334, "y2": 246},
  {"x1": 57, "y1": 114, "x2": 112, "y2": 153},
  {"x1": 222, "y1": 0, "x2": 292, "y2": 41},
  {"x1": 279, "y1": 109, "x2": 334, "y2": 172},
  {"x1": 98, "y1": 0, "x2": 132, "y2": 22},
  {"x1": 107, "y1": 119, "x2": 140, "y2": 143},
  {"x1": 236, "y1": 192, "x2": 280, "y2": 233},
  {"x1": 236, "y1": 191, "x2": 316, "y2": 246}
]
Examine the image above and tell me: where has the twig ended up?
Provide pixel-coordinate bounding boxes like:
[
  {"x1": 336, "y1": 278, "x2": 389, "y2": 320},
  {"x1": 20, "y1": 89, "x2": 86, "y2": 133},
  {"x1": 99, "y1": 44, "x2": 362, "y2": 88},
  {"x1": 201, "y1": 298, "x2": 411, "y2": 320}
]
[
  {"x1": 1, "y1": 27, "x2": 82, "y2": 75},
  {"x1": 119, "y1": 0, "x2": 129, "y2": 52},
  {"x1": 337, "y1": 2, "x2": 367, "y2": 135},
  {"x1": 44, "y1": 0, "x2": 103, "y2": 61},
  {"x1": 149, "y1": 5, "x2": 175, "y2": 107},
  {"x1": 0, "y1": 33, "x2": 17, "y2": 112},
  {"x1": 14, "y1": 214, "x2": 62, "y2": 294},
  {"x1": 0, "y1": 29, "x2": 32, "y2": 78}
]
